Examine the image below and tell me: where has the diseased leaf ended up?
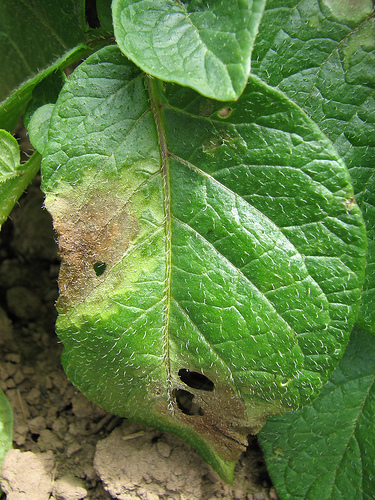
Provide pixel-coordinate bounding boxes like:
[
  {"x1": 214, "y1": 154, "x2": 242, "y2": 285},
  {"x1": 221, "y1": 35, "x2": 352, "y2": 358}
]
[
  {"x1": 112, "y1": 0, "x2": 266, "y2": 101},
  {"x1": 0, "y1": 130, "x2": 41, "y2": 228},
  {"x1": 41, "y1": 46, "x2": 366, "y2": 482},
  {"x1": 251, "y1": 0, "x2": 375, "y2": 333},
  {"x1": 259, "y1": 327, "x2": 375, "y2": 500},
  {"x1": 0, "y1": 389, "x2": 13, "y2": 471}
]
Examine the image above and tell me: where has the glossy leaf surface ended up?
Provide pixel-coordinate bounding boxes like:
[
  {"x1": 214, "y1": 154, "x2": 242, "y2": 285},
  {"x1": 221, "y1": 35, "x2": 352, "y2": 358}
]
[
  {"x1": 259, "y1": 328, "x2": 375, "y2": 499},
  {"x1": 252, "y1": 0, "x2": 375, "y2": 333},
  {"x1": 0, "y1": 130, "x2": 41, "y2": 228},
  {"x1": 112, "y1": 0, "x2": 266, "y2": 101},
  {"x1": 41, "y1": 46, "x2": 366, "y2": 481}
]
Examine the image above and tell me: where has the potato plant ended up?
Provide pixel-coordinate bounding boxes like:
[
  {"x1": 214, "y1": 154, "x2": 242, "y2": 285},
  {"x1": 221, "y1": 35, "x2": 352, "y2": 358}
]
[{"x1": 0, "y1": 0, "x2": 374, "y2": 495}]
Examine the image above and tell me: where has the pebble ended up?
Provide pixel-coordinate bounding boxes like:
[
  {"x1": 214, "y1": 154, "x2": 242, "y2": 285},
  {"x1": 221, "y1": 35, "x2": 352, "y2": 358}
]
[
  {"x1": 28, "y1": 416, "x2": 47, "y2": 435},
  {"x1": 53, "y1": 474, "x2": 87, "y2": 500}
]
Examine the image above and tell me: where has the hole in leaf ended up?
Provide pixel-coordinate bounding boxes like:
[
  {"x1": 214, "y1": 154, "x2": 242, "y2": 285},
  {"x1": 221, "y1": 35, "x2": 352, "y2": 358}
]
[
  {"x1": 93, "y1": 261, "x2": 106, "y2": 276},
  {"x1": 174, "y1": 389, "x2": 204, "y2": 416},
  {"x1": 218, "y1": 107, "x2": 232, "y2": 118},
  {"x1": 178, "y1": 369, "x2": 214, "y2": 392}
]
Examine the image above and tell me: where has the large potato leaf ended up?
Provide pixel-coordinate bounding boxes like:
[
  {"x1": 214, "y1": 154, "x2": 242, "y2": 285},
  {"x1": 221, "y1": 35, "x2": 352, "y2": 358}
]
[
  {"x1": 41, "y1": 46, "x2": 366, "y2": 482},
  {"x1": 259, "y1": 327, "x2": 375, "y2": 499},
  {"x1": 251, "y1": 0, "x2": 375, "y2": 333},
  {"x1": 112, "y1": 0, "x2": 266, "y2": 101}
]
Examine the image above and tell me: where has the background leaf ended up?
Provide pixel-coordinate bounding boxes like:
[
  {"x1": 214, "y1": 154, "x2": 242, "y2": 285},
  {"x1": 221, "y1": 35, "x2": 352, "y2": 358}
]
[
  {"x1": 0, "y1": 1, "x2": 111, "y2": 132},
  {"x1": 23, "y1": 70, "x2": 66, "y2": 129},
  {"x1": 0, "y1": 130, "x2": 41, "y2": 228},
  {"x1": 259, "y1": 327, "x2": 375, "y2": 500},
  {"x1": 41, "y1": 46, "x2": 366, "y2": 482},
  {"x1": 251, "y1": 0, "x2": 375, "y2": 333},
  {"x1": 112, "y1": 0, "x2": 266, "y2": 101},
  {"x1": 0, "y1": 0, "x2": 87, "y2": 102},
  {"x1": 0, "y1": 388, "x2": 12, "y2": 471}
]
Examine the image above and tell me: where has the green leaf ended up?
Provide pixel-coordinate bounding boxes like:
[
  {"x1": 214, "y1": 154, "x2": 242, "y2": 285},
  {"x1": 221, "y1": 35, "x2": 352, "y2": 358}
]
[
  {"x1": 0, "y1": 0, "x2": 112, "y2": 133},
  {"x1": 251, "y1": 0, "x2": 375, "y2": 333},
  {"x1": 25, "y1": 71, "x2": 67, "y2": 154},
  {"x1": 112, "y1": 0, "x2": 266, "y2": 101},
  {"x1": 0, "y1": 0, "x2": 87, "y2": 103},
  {"x1": 97, "y1": 0, "x2": 114, "y2": 31},
  {"x1": 40, "y1": 46, "x2": 366, "y2": 482},
  {"x1": 0, "y1": 130, "x2": 41, "y2": 228},
  {"x1": 259, "y1": 327, "x2": 375, "y2": 500},
  {"x1": 0, "y1": 389, "x2": 13, "y2": 470},
  {"x1": 24, "y1": 70, "x2": 66, "y2": 129},
  {"x1": 28, "y1": 104, "x2": 55, "y2": 154}
]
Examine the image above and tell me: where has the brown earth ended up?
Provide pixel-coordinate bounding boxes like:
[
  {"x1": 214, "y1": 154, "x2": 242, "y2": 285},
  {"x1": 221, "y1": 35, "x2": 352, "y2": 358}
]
[{"x1": 0, "y1": 129, "x2": 278, "y2": 500}]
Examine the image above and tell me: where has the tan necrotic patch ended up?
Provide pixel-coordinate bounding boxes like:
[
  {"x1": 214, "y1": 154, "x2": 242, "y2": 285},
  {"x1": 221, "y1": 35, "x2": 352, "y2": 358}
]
[{"x1": 46, "y1": 191, "x2": 140, "y2": 313}]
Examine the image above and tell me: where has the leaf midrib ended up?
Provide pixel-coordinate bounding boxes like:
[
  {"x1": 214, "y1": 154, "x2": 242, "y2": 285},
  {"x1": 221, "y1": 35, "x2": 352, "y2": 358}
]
[{"x1": 148, "y1": 76, "x2": 173, "y2": 410}]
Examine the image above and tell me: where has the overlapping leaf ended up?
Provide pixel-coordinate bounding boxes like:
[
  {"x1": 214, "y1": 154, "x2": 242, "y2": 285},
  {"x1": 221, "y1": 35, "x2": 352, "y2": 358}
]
[
  {"x1": 259, "y1": 328, "x2": 375, "y2": 499},
  {"x1": 0, "y1": 389, "x2": 12, "y2": 471},
  {"x1": 112, "y1": 0, "x2": 266, "y2": 101},
  {"x1": 251, "y1": 0, "x2": 375, "y2": 333},
  {"x1": 41, "y1": 46, "x2": 366, "y2": 481},
  {"x1": 0, "y1": 1, "x2": 110, "y2": 131},
  {"x1": 0, "y1": 130, "x2": 41, "y2": 228}
]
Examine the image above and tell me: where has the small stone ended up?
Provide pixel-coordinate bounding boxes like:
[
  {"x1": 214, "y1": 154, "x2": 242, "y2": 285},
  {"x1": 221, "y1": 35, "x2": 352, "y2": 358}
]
[
  {"x1": 26, "y1": 387, "x2": 41, "y2": 405},
  {"x1": 4, "y1": 361, "x2": 17, "y2": 377},
  {"x1": 38, "y1": 429, "x2": 64, "y2": 452},
  {"x1": 28, "y1": 416, "x2": 47, "y2": 435},
  {"x1": 66, "y1": 442, "x2": 82, "y2": 458},
  {"x1": 13, "y1": 369, "x2": 26, "y2": 385},
  {"x1": 5, "y1": 378, "x2": 16, "y2": 389},
  {"x1": 53, "y1": 474, "x2": 87, "y2": 500},
  {"x1": 254, "y1": 493, "x2": 266, "y2": 500},
  {"x1": 52, "y1": 417, "x2": 68, "y2": 440},
  {"x1": 72, "y1": 392, "x2": 107, "y2": 419},
  {"x1": 5, "y1": 353, "x2": 21, "y2": 364},
  {"x1": 156, "y1": 441, "x2": 172, "y2": 458},
  {"x1": 269, "y1": 488, "x2": 279, "y2": 500}
]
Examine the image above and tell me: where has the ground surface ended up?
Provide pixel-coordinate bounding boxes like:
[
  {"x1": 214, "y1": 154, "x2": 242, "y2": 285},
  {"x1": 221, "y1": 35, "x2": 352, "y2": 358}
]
[{"x1": 0, "y1": 130, "x2": 278, "y2": 500}]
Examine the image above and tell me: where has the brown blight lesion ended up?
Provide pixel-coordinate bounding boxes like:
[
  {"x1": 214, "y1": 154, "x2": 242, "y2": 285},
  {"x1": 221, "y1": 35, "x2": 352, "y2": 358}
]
[{"x1": 45, "y1": 190, "x2": 140, "y2": 313}]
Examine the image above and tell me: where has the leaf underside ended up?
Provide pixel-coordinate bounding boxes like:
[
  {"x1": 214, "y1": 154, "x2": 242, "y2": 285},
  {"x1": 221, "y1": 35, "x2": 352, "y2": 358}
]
[{"x1": 41, "y1": 46, "x2": 366, "y2": 481}]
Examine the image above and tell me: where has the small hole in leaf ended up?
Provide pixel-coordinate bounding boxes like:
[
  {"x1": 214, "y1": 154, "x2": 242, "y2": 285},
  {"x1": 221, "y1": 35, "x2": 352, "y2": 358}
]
[
  {"x1": 178, "y1": 369, "x2": 214, "y2": 392},
  {"x1": 218, "y1": 107, "x2": 232, "y2": 118},
  {"x1": 93, "y1": 261, "x2": 106, "y2": 276},
  {"x1": 279, "y1": 378, "x2": 290, "y2": 387},
  {"x1": 174, "y1": 389, "x2": 204, "y2": 416}
]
